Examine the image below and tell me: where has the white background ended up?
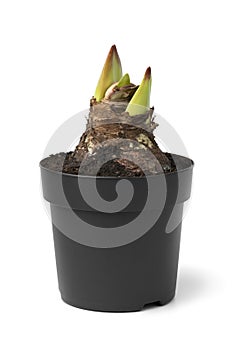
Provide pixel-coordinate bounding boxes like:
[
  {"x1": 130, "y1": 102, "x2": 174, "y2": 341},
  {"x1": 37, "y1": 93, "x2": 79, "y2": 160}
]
[{"x1": 1, "y1": 1, "x2": 233, "y2": 349}]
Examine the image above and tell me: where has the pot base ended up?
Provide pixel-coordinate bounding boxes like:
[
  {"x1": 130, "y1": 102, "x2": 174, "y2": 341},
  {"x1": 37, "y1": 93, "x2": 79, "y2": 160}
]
[
  {"x1": 53, "y1": 225, "x2": 180, "y2": 313},
  {"x1": 60, "y1": 291, "x2": 175, "y2": 312}
]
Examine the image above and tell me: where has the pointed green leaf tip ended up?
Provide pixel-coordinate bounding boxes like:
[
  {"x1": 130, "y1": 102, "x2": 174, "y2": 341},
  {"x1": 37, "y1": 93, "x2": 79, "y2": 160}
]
[
  {"x1": 94, "y1": 45, "x2": 123, "y2": 102},
  {"x1": 117, "y1": 73, "x2": 130, "y2": 87},
  {"x1": 126, "y1": 67, "x2": 152, "y2": 116}
]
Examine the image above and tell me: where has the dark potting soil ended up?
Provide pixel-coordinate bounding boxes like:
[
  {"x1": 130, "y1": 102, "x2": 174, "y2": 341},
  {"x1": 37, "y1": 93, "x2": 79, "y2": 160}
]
[{"x1": 40, "y1": 151, "x2": 191, "y2": 177}]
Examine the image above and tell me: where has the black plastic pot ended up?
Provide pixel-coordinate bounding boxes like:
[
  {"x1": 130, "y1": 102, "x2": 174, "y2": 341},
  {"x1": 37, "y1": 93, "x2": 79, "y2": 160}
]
[{"x1": 40, "y1": 154, "x2": 193, "y2": 312}]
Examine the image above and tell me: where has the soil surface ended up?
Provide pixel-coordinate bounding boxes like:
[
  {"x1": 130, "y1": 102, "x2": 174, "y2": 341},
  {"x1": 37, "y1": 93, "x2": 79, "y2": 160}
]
[{"x1": 40, "y1": 151, "x2": 193, "y2": 177}]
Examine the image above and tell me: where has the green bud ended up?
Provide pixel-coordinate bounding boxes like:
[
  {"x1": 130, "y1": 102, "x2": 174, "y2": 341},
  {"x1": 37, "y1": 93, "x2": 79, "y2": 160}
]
[
  {"x1": 126, "y1": 67, "x2": 152, "y2": 116},
  {"x1": 94, "y1": 45, "x2": 122, "y2": 102},
  {"x1": 117, "y1": 73, "x2": 130, "y2": 87}
]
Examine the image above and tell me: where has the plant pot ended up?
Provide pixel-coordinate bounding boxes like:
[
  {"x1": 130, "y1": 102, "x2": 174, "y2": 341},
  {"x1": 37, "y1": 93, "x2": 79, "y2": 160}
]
[{"x1": 40, "y1": 154, "x2": 193, "y2": 312}]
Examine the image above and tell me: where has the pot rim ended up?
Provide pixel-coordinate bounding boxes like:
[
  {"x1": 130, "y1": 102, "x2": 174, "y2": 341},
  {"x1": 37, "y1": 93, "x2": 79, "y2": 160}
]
[{"x1": 39, "y1": 153, "x2": 194, "y2": 179}]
